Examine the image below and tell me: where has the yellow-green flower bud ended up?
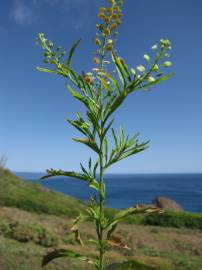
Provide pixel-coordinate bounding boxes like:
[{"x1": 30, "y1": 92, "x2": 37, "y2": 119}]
[
  {"x1": 114, "y1": 5, "x2": 120, "y2": 12},
  {"x1": 152, "y1": 64, "x2": 159, "y2": 72},
  {"x1": 131, "y1": 68, "x2": 136, "y2": 75},
  {"x1": 107, "y1": 39, "x2": 113, "y2": 44},
  {"x1": 118, "y1": 13, "x2": 123, "y2": 18},
  {"x1": 144, "y1": 54, "x2": 150, "y2": 61},
  {"x1": 107, "y1": 7, "x2": 113, "y2": 14},
  {"x1": 160, "y1": 39, "x2": 171, "y2": 47},
  {"x1": 98, "y1": 13, "x2": 105, "y2": 19},
  {"x1": 163, "y1": 61, "x2": 172, "y2": 67},
  {"x1": 111, "y1": 23, "x2": 118, "y2": 29},
  {"x1": 148, "y1": 76, "x2": 155, "y2": 82},
  {"x1": 151, "y1": 44, "x2": 158, "y2": 51},
  {"x1": 104, "y1": 28, "x2": 111, "y2": 36},
  {"x1": 96, "y1": 24, "x2": 104, "y2": 31},
  {"x1": 137, "y1": 65, "x2": 145, "y2": 72},
  {"x1": 93, "y1": 57, "x2": 100, "y2": 64},
  {"x1": 104, "y1": 17, "x2": 110, "y2": 24},
  {"x1": 106, "y1": 44, "x2": 113, "y2": 51},
  {"x1": 112, "y1": 14, "x2": 118, "y2": 19},
  {"x1": 99, "y1": 7, "x2": 106, "y2": 13},
  {"x1": 95, "y1": 38, "x2": 101, "y2": 46}
]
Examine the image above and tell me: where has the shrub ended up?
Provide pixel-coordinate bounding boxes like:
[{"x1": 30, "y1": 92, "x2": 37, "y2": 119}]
[
  {"x1": 142, "y1": 212, "x2": 202, "y2": 230},
  {"x1": 0, "y1": 220, "x2": 59, "y2": 247}
]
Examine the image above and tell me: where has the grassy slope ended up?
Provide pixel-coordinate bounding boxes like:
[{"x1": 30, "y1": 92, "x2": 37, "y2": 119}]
[
  {"x1": 0, "y1": 168, "x2": 202, "y2": 269},
  {"x1": 0, "y1": 206, "x2": 202, "y2": 270},
  {"x1": 0, "y1": 168, "x2": 85, "y2": 217}
]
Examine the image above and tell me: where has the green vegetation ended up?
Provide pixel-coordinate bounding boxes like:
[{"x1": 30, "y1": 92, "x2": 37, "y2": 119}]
[
  {"x1": 36, "y1": 0, "x2": 173, "y2": 268},
  {"x1": 0, "y1": 168, "x2": 85, "y2": 217},
  {"x1": 0, "y1": 170, "x2": 202, "y2": 269},
  {"x1": 123, "y1": 212, "x2": 202, "y2": 230},
  {"x1": 0, "y1": 220, "x2": 58, "y2": 247},
  {"x1": 141, "y1": 211, "x2": 202, "y2": 230}
]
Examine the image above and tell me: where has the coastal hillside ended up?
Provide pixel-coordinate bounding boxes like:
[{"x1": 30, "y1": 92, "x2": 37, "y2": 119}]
[
  {"x1": 0, "y1": 168, "x2": 85, "y2": 217},
  {"x1": 0, "y1": 169, "x2": 202, "y2": 270}
]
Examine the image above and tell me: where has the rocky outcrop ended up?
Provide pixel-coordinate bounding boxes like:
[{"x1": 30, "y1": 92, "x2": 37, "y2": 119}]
[{"x1": 152, "y1": 197, "x2": 184, "y2": 212}]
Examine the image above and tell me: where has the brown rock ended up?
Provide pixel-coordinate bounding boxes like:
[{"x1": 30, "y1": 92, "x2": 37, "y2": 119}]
[{"x1": 152, "y1": 197, "x2": 184, "y2": 212}]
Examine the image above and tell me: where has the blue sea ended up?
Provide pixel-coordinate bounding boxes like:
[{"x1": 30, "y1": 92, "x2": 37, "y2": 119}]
[{"x1": 16, "y1": 173, "x2": 202, "y2": 213}]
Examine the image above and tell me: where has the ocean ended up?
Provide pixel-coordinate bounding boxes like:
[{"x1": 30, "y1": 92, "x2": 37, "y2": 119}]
[{"x1": 16, "y1": 173, "x2": 202, "y2": 213}]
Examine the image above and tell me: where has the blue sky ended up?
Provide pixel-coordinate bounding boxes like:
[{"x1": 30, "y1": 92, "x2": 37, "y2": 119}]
[{"x1": 1, "y1": 0, "x2": 202, "y2": 173}]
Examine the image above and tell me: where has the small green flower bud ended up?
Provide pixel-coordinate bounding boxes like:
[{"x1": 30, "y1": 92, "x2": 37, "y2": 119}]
[
  {"x1": 104, "y1": 28, "x2": 111, "y2": 36},
  {"x1": 152, "y1": 64, "x2": 159, "y2": 72},
  {"x1": 148, "y1": 76, "x2": 155, "y2": 82},
  {"x1": 163, "y1": 61, "x2": 172, "y2": 67},
  {"x1": 144, "y1": 54, "x2": 150, "y2": 61},
  {"x1": 106, "y1": 44, "x2": 113, "y2": 51},
  {"x1": 95, "y1": 38, "x2": 101, "y2": 46},
  {"x1": 107, "y1": 7, "x2": 113, "y2": 14},
  {"x1": 98, "y1": 13, "x2": 105, "y2": 19},
  {"x1": 114, "y1": 5, "x2": 120, "y2": 12},
  {"x1": 160, "y1": 39, "x2": 171, "y2": 48},
  {"x1": 48, "y1": 41, "x2": 53, "y2": 48},
  {"x1": 61, "y1": 51, "x2": 66, "y2": 56},
  {"x1": 43, "y1": 52, "x2": 49, "y2": 57},
  {"x1": 111, "y1": 23, "x2": 118, "y2": 29},
  {"x1": 131, "y1": 68, "x2": 136, "y2": 75},
  {"x1": 107, "y1": 39, "x2": 113, "y2": 44},
  {"x1": 104, "y1": 16, "x2": 110, "y2": 24},
  {"x1": 96, "y1": 24, "x2": 104, "y2": 31},
  {"x1": 99, "y1": 7, "x2": 106, "y2": 13},
  {"x1": 50, "y1": 60, "x2": 56, "y2": 64},
  {"x1": 112, "y1": 14, "x2": 118, "y2": 19},
  {"x1": 151, "y1": 44, "x2": 158, "y2": 51},
  {"x1": 137, "y1": 65, "x2": 145, "y2": 72}
]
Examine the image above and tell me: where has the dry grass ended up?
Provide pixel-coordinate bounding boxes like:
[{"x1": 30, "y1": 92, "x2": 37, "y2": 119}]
[{"x1": 0, "y1": 206, "x2": 202, "y2": 269}]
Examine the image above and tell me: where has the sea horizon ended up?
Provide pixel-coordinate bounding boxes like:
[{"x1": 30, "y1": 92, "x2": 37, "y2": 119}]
[{"x1": 15, "y1": 172, "x2": 202, "y2": 213}]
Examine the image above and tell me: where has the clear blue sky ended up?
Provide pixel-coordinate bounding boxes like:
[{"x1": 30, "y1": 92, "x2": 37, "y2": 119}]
[{"x1": 1, "y1": 0, "x2": 202, "y2": 173}]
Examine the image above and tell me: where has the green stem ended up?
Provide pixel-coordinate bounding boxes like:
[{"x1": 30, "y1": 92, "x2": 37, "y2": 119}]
[{"x1": 98, "y1": 35, "x2": 107, "y2": 270}]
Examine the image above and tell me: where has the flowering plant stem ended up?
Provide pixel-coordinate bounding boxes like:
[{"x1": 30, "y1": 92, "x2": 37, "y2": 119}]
[{"x1": 36, "y1": 0, "x2": 173, "y2": 269}]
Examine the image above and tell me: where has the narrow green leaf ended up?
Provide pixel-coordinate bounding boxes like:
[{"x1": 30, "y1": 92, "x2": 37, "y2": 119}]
[
  {"x1": 97, "y1": 76, "x2": 110, "y2": 93},
  {"x1": 42, "y1": 249, "x2": 94, "y2": 267},
  {"x1": 66, "y1": 118, "x2": 89, "y2": 137},
  {"x1": 103, "y1": 138, "x2": 108, "y2": 163},
  {"x1": 98, "y1": 72, "x2": 121, "y2": 94},
  {"x1": 118, "y1": 58, "x2": 132, "y2": 81},
  {"x1": 107, "y1": 222, "x2": 118, "y2": 240},
  {"x1": 67, "y1": 39, "x2": 81, "y2": 67},
  {"x1": 41, "y1": 169, "x2": 90, "y2": 182},
  {"x1": 37, "y1": 67, "x2": 58, "y2": 74},
  {"x1": 93, "y1": 160, "x2": 99, "y2": 178},
  {"x1": 80, "y1": 163, "x2": 88, "y2": 174},
  {"x1": 112, "y1": 128, "x2": 118, "y2": 149},
  {"x1": 89, "y1": 178, "x2": 100, "y2": 191},
  {"x1": 102, "y1": 118, "x2": 114, "y2": 140},
  {"x1": 104, "y1": 91, "x2": 128, "y2": 124},
  {"x1": 111, "y1": 51, "x2": 126, "y2": 86},
  {"x1": 141, "y1": 72, "x2": 175, "y2": 90},
  {"x1": 73, "y1": 137, "x2": 100, "y2": 154}
]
